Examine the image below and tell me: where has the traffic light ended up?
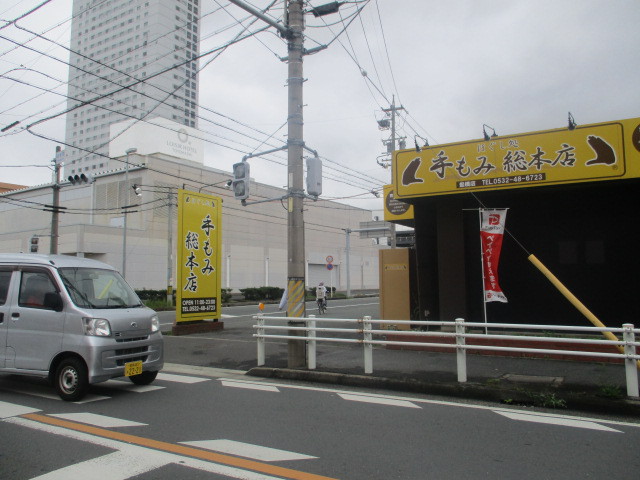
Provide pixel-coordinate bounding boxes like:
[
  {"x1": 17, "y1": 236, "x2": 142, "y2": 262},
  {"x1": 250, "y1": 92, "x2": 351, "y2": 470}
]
[
  {"x1": 29, "y1": 236, "x2": 39, "y2": 253},
  {"x1": 232, "y1": 161, "x2": 250, "y2": 200},
  {"x1": 67, "y1": 173, "x2": 94, "y2": 185}
]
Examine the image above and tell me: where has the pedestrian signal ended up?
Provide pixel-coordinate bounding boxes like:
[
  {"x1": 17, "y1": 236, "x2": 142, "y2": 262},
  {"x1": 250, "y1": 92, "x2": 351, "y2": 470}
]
[{"x1": 30, "y1": 236, "x2": 39, "y2": 253}]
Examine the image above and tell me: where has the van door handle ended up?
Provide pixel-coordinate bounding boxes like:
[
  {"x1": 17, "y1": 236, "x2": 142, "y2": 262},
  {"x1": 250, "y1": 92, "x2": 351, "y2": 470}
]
[
  {"x1": 11, "y1": 312, "x2": 19, "y2": 319},
  {"x1": 0, "y1": 312, "x2": 3, "y2": 323}
]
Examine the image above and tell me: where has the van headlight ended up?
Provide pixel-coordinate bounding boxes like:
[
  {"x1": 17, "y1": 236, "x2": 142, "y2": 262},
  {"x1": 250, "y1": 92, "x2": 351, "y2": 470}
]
[
  {"x1": 83, "y1": 317, "x2": 112, "y2": 337},
  {"x1": 151, "y1": 314, "x2": 160, "y2": 333}
]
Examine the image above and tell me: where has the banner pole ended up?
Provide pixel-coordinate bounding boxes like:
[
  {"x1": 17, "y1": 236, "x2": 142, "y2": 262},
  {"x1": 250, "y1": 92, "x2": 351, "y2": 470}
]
[{"x1": 479, "y1": 209, "x2": 488, "y2": 334}]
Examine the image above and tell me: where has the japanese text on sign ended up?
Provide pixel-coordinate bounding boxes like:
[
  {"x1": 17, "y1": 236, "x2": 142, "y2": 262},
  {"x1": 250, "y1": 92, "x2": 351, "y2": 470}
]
[
  {"x1": 393, "y1": 119, "x2": 640, "y2": 198},
  {"x1": 177, "y1": 191, "x2": 222, "y2": 322}
]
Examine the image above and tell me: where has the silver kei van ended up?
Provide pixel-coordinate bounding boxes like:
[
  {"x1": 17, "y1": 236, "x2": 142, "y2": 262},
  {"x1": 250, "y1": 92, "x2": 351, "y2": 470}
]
[{"x1": 0, "y1": 254, "x2": 163, "y2": 401}]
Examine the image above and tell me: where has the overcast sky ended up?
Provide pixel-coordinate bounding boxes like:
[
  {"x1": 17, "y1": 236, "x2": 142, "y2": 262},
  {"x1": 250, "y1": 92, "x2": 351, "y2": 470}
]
[{"x1": 1, "y1": 0, "x2": 639, "y2": 213}]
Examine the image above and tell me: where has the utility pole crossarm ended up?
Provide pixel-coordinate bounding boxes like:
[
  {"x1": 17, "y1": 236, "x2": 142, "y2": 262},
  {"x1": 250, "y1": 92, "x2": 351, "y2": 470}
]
[{"x1": 225, "y1": 0, "x2": 289, "y2": 37}]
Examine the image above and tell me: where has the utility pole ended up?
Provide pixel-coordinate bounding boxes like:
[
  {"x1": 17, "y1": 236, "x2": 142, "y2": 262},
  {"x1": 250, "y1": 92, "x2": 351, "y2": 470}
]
[
  {"x1": 285, "y1": 0, "x2": 307, "y2": 367},
  {"x1": 50, "y1": 146, "x2": 63, "y2": 254},
  {"x1": 122, "y1": 147, "x2": 137, "y2": 279},
  {"x1": 225, "y1": 0, "x2": 340, "y2": 368},
  {"x1": 382, "y1": 96, "x2": 404, "y2": 248},
  {"x1": 166, "y1": 191, "x2": 174, "y2": 306}
]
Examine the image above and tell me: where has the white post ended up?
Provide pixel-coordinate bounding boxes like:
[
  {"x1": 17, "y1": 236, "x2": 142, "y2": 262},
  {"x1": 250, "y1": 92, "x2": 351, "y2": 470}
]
[
  {"x1": 307, "y1": 315, "x2": 316, "y2": 370},
  {"x1": 346, "y1": 229, "x2": 351, "y2": 297},
  {"x1": 330, "y1": 266, "x2": 333, "y2": 298},
  {"x1": 265, "y1": 256, "x2": 269, "y2": 286},
  {"x1": 363, "y1": 315, "x2": 373, "y2": 374},
  {"x1": 455, "y1": 318, "x2": 467, "y2": 383},
  {"x1": 623, "y1": 324, "x2": 639, "y2": 398},
  {"x1": 226, "y1": 255, "x2": 230, "y2": 288},
  {"x1": 257, "y1": 314, "x2": 265, "y2": 366}
]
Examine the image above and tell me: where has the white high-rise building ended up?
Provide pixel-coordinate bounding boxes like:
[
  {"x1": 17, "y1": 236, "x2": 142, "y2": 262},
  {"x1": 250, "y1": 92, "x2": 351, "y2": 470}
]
[{"x1": 64, "y1": 0, "x2": 200, "y2": 175}]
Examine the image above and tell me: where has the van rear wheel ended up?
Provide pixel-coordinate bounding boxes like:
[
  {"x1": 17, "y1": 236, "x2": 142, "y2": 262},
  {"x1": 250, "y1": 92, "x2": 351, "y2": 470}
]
[
  {"x1": 54, "y1": 358, "x2": 89, "y2": 401},
  {"x1": 129, "y1": 370, "x2": 158, "y2": 385}
]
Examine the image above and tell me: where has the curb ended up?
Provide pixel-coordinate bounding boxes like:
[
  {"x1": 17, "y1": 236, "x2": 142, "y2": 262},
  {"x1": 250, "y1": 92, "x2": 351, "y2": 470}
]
[{"x1": 247, "y1": 367, "x2": 640, "y2": 416}]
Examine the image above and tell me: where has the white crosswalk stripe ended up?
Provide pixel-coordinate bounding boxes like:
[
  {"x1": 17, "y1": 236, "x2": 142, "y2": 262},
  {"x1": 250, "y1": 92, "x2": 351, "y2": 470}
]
[
  {"x1": 180, "y1": 439, "x2": 317, "y2": 461},
  {"x1": 0, "y1": 372, "x2": 215, "y2": 403},
  {"x1": 6, "y1": 413, "x2": 309, "y2": 480},
  {"x1": 493, "y1": 410, "x2": 623, "y2": 432},
  {"x1": 49, "y1": 413, "x2": 147, "y2": 428},
  {"x1": 156, "y1": 372, "x2": 210, "y2": 384},
  {"x1": 0, "y1": 400, "x2": 40, "y2": 418},
  {"x1": 221, "y1": 380, "x2": 280, "y2": 392},
  {"x1": 338, "y1": 393, "x2": 421, "y2": 409}
]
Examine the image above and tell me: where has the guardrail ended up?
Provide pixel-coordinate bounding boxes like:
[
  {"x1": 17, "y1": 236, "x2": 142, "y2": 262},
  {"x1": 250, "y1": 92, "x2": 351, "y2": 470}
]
[{"x1": 253, "y1": 315, "x2": 640, "y2": 398}]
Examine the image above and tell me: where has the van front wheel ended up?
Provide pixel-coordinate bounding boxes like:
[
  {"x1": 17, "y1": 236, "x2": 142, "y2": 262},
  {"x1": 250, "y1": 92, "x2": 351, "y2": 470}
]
[
  {"x1": 54, "y1": 358, "x2": 89, "y2": 401},
  {"x1": 129, "y1": 370, "x2": 158, "y2": 385}
]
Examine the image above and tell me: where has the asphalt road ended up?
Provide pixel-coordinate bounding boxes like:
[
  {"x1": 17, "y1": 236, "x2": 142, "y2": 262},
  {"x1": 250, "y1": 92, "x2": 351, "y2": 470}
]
[
  {"x1": 2, "y1": 365, "x2": 639, "y2": 480},
  {"x1": 2, "y1": 298, "x2": 639, "y2": 479}
]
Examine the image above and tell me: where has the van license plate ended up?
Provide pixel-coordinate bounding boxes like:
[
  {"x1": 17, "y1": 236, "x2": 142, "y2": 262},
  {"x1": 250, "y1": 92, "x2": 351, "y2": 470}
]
[{"x1": 124, "y1": 361, "x2": 143, "y2": 377}]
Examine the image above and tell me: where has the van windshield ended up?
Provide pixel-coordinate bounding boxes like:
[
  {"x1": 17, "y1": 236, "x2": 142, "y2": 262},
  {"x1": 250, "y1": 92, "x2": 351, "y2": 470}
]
[{"x1": 58, "y1": 267, "x2": 143, "y2": 309}]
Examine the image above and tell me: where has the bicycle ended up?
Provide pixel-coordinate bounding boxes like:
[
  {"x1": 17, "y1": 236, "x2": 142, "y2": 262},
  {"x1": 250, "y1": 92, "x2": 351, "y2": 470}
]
[{"x1": 317, "y1": 298, "x2": 327, "y2": 315}]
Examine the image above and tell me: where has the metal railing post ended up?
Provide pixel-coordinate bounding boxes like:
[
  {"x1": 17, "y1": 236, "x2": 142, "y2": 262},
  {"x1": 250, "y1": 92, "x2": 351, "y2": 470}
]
[
  {"x1": 308, "y1": 315, "x2": 316, "y2": 370},
  {"x1": 623, "y1": 323, "x2": 639, "y2": 398},
  {"x1": 455, "y1": 318, "x2": 467, "y2": 383},
  {"x1": 257, "y1": 314, "x2": 265, "y2": 366},
  {"x1": 363, "y1": 315, "x2": 373, "y2": 374}
]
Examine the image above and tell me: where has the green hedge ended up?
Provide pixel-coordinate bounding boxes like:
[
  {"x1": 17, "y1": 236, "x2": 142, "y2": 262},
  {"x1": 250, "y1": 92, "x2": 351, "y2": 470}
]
[
  {"x1": 221, "y1": 288, "x2": 232, "y2": 303},
  {"x1": 135, "y1": 289, "x2": 169, "y2": 301},
  {"x1": 137, "y1": 288, "x2": 233, "y2": 303},
  {"x1": 239, "y1": 286, "x2": 285, "y2": 301}
]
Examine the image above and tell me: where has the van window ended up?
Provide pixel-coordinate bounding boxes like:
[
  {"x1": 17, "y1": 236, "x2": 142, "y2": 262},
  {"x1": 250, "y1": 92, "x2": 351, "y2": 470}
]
[
  {"x1": 58, "y1": 267, "x2": 142, "y2": 309},
  {"x1": 19, "y1": 272, "x2": 58, "y2": 309},
  {"x1": 0, "y1": 270, "x2": 11, "y2": 305}
]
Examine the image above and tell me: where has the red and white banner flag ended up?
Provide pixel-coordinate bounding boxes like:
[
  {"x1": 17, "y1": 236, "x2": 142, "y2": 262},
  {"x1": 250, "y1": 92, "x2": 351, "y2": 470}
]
[{"x1": 480, "y1": 209, "x2": 508, "y2": 303}]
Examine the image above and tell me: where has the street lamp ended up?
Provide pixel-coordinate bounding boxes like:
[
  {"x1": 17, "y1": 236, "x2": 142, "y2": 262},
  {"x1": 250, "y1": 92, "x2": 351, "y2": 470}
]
[{"x1": 122, "y1": 147, "x2": 137, "y2": 278}]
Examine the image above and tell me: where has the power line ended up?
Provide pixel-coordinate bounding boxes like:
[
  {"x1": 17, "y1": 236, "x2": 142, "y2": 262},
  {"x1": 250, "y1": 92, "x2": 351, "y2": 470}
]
[
  {"x1": 0, "y1": 0, "x2": 54, "y2": 31},
  {"x1": 2, "y1": 1, "x2": 387, "y2": 198}
]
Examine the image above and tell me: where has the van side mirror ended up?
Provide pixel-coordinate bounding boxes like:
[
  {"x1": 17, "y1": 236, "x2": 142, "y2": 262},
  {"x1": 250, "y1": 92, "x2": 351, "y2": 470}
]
[{"x1": 44, "y1": 292, "x2": 64, "y2": 312}]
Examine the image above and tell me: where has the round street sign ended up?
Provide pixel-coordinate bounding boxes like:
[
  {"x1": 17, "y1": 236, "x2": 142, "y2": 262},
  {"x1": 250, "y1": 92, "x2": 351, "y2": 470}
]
[
  {"x1": 326, "y1": 255, "x2": 334, "y2": 263},
  {"x1": 326, "y1": 263, "x2": 334, "y2": 270}
]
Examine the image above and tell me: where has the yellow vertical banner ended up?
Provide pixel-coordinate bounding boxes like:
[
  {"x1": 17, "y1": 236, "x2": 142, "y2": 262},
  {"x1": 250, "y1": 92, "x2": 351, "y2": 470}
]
[{"x1": 176, "y1": 189, "x2": 222, "y2": 323}]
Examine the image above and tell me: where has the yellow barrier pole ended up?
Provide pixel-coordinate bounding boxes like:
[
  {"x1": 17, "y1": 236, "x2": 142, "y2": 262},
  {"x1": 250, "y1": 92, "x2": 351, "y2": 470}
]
[{"x1": 528, "y1": 254, "x2": 639, "y2": 369}]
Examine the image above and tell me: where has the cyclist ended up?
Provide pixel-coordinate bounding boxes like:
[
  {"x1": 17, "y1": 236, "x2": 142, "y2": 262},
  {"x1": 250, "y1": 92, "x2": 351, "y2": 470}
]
[{"x1": 316, "y1": 281, "x2": 328, "y2": 313}]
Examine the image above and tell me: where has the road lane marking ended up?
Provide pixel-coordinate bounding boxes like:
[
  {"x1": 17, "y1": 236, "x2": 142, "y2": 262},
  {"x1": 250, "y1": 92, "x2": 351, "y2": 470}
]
[
  {"x1": 222, "y1": 380, "x2": 280, "y2": 392},
  {"x1": 20, "y1": 413, "x2": 337, "y2": 480},
  {"x1": 101, "y1": 380, "x2": 165, "y2": 393},
  {"x1": 6, "y1": 387, "x2": 61, "y2": 401},
  {"x1": 181, "y1": 439, "x2": 317, "y2": 462},
  {"x1": 214, "y1": 377, "x2": 640, "y2": 430},
  {"x1": 0, "y1": 400, "x2": 40, "y2": 418},
  {"x1": 338, "y1": 393, "x2": 420, "y2": 409},
  {"x1": 156, "y1": 372, "x2": 210, "y2": 384},
  {"x1": 29, "y1": 449, "x2": 171, "y2": 480},
  {"x1": 494, "y1": 411, "x2": 623, "y2": 432},
  {"x1": 9, "y1": 416, "x2": 285, "y2": 480},
  {"x1": 49, "y1": 413, "x2": 147, "y2": 428}
]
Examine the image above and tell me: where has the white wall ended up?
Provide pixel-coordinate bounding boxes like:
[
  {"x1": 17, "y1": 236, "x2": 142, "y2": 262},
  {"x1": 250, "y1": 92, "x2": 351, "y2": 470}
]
[{"x1": 0, "y1": 154, "x2": 381, "y2": 292}]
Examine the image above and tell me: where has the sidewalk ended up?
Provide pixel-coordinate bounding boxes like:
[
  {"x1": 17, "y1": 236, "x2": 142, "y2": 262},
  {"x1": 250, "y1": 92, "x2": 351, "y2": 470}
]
[{"x1": 162, "y1": 325, "x2": 640, "y2": 416}]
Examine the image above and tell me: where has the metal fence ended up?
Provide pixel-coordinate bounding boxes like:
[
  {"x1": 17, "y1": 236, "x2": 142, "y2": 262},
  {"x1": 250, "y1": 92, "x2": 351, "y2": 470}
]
[{"x1": 253, "y1": 315, "x2": 640, "y2": 398}]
